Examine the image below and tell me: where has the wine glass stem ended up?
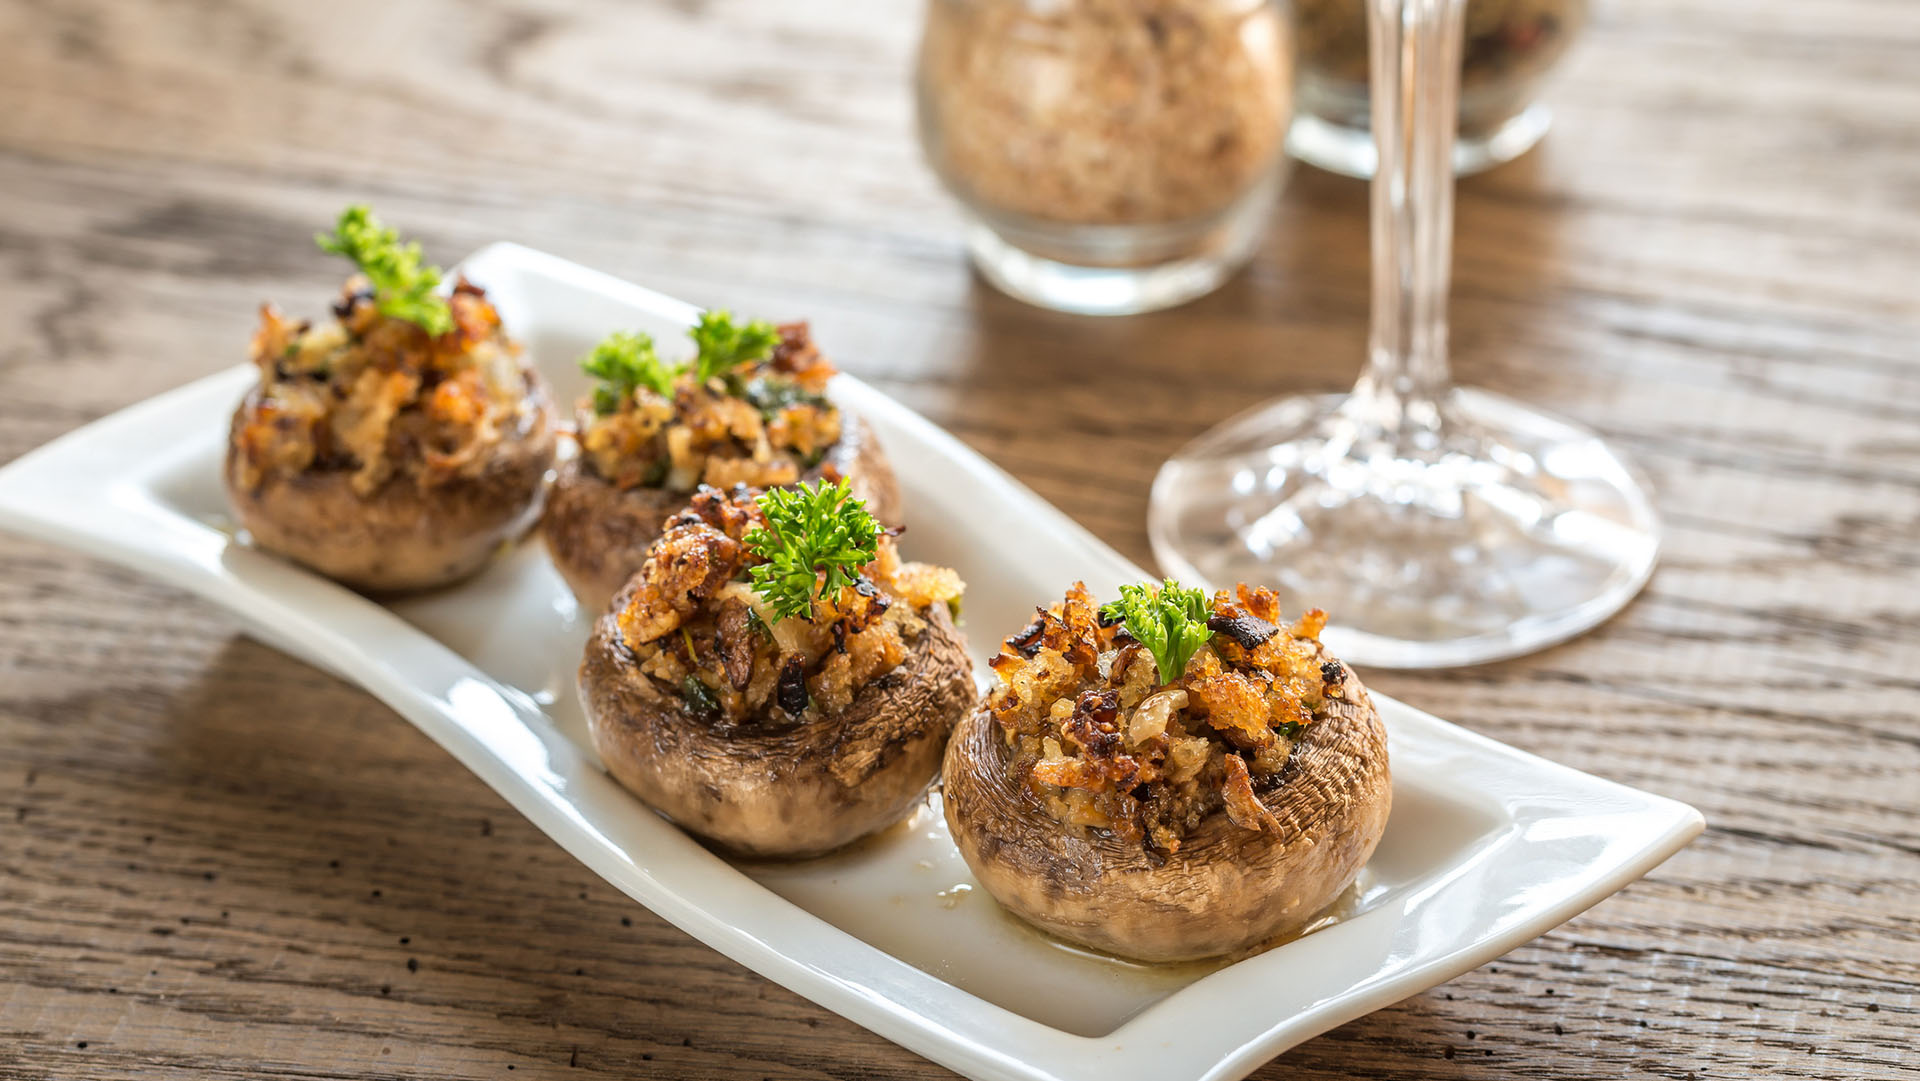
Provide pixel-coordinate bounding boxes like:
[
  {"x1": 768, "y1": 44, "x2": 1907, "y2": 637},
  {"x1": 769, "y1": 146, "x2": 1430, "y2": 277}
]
[{"x1": 1354, "y1": 0, "x2": 1467, "y2": 443}]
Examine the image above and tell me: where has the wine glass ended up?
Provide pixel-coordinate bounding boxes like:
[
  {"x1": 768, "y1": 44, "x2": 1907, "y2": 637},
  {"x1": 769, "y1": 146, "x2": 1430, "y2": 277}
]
[{"x1": 1147, "y1": 0, "x2": 1658, "y2": 669}]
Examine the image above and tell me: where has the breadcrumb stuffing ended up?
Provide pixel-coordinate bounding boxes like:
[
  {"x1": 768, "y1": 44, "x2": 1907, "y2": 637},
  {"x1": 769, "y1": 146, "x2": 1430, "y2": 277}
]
[
  {"x1": 986, "y1": 582, "x2": 1338, "y2": 854},
  {"x1": 233, "y1": 278, "x2": 537, "y2": 496},
  {"x1": 918, "y1": 0, "x2": 1292, "y2": 227},
  {"x1": 580, "y1": 322, "x2": 843, "y2": 494},
  {"x1": 614, "y1": 485, "x2": 964, "y2": 726}
]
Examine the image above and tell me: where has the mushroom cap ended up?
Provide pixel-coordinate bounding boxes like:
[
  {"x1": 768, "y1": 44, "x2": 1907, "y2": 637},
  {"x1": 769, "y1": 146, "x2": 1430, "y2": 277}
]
[
  {"x1": 223, "y1": 376, "x2": 557, "y2": 593},
  {"x1": 543, "y1": 412, "x2": 901, "y2": 616},
  {"x1": 579, "y1": 585, "x2": 973, "y2": 859},
  {"x1": 941, "y1": 648, "x2": 1391, "y2": 962}
]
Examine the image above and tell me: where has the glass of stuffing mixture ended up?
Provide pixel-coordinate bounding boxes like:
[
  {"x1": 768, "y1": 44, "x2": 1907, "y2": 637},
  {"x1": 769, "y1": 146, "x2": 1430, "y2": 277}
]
[
  {"x1": 1289, "y1": 0, "x2": 1588, "y2": 176},
  {"x1": 914, "y1": 0, "x2": 1294, "y2": 315}
]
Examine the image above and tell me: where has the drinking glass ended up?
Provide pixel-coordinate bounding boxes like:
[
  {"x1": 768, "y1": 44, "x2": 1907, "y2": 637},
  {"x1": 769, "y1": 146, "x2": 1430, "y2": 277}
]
[
  {"x1": 914, "y1": 0, "x2": 1295, "y2": 315},
  {"x1": 1289, "y1": 0, "x2": 1589, "y2": 177},
  {"x1": 1147, "y1": 0, "x2": 1658, "y2": 668}
]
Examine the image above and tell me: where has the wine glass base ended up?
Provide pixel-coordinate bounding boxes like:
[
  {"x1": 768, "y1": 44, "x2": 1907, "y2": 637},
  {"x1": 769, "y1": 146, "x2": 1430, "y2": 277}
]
[
  {"x1": 1287, "y1": 104, "x2": 1553, "y2": 179},
  {"x1": 1148, "y1": 388, "x2": 1660, "y2": 669}
]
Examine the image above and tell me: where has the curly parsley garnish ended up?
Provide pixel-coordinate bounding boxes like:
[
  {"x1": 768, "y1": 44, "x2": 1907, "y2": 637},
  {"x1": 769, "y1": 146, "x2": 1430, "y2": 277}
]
[
  {"x1": 743, "y1": 478, "x2": 879, "y2": 622},
  {"x1": 689, "y1": 310, "x2": 779, "y2": 384},
  {"x1": 1101, "y1": 579, "x2": 1213, "y2": 685},
  {"x1": 580, "y1": 312, "x2": 784, "y2": 414},
  {"x1": 314, "y1": 204, "x2": 452, "y2": 336},
  {"x1": 581, "y1": 331, "x2": 674, "y2": 416}
]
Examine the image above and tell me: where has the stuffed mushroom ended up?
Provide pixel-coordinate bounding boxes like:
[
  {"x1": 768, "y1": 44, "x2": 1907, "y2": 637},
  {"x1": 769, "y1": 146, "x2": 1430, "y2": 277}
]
[
  {"x1": 942, "y1": 579, "x2": 1391, "y2": 962},
  {"x1": 225, "y1": 205, "x2": 556, "y2": 592},
  {"x1": 544, "y1": 317, "x2": 901, "y2": 615},
  {"x1": 579, "y1": 480, "x2": 970, "y2": 858}
]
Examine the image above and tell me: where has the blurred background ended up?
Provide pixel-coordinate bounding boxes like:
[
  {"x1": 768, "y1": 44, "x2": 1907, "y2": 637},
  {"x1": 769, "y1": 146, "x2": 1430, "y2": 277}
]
[{"x1": 6, "y1": 0, "x2": 1909, "y2": 574}]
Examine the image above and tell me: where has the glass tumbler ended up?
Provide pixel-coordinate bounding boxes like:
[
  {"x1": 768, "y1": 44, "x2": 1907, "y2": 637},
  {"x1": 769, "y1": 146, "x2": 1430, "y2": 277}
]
[
  {"x1": 1289, "y1": 0, "x2": 1588, "y2": 176},
  {"x1": 915, "y1": 0, "x2": 1294, "y2": 316}
]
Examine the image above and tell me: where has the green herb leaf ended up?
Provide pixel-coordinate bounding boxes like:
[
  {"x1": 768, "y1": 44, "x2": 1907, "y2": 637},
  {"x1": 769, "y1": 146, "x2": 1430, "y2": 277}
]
[
  {"x1": 743, "y1": 478, "x2": 880, "y2": 622},
  {"x1": 689, "y1": 310, "x2": 779, "y2": 384},
  {"x1": 1100, "y1": 579, "x2": 1213, "y2": 685},
  {"x1": 580, "y1": 330, "x2": 674, "y2": 416},
  {"x1": 314, "y1": 205, "x2": 452, "y2": 336},
  {"x1": 740, "y1": 375, "x2": 831, "y2": 420},
  {"x1": 681, "y1": 675, "x2": 720, "y2": 720}
]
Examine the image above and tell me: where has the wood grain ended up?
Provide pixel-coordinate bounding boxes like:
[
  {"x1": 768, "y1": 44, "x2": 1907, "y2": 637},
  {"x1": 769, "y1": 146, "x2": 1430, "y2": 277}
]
[{"x1": 1, "y1": 0, "x2": 1917, "y2": 1077}]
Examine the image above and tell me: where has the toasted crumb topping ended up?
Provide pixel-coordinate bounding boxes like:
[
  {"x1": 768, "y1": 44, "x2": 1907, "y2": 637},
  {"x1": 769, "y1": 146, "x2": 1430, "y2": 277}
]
[
  {"x1": 580, "y1": 323, "x2": 842, "y2": 493},
  {"x1": 986, "y1": 582, "x2": 1336, "y2": 854},
  {"x1": 233, "y1": 277, "x2": 537, "y2": 496},
  {"x1": 614, "y1": 485, "x2": 963, "y2": 725}
]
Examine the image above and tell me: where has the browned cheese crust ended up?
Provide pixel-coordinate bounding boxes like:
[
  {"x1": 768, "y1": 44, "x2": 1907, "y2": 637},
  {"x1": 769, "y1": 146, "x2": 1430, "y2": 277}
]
[
  {"x1": 544, "y1": 413, "x2": 900, "y2": 615},
  {"x1": 224, "y1": 376, "x2": 556, "y2": 593},
  {"x1": 579, "y1": 577, "x2": 972, "y2": 859},
  {"x1": 941, "y1": 647, "x2": 1390, "y2": 962}
]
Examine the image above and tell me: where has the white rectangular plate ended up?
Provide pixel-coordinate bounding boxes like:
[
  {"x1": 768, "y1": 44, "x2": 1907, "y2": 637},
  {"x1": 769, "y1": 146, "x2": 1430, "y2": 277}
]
[{"x1": 0, "y1": 244, "x2": 1703, "y2": 1081}]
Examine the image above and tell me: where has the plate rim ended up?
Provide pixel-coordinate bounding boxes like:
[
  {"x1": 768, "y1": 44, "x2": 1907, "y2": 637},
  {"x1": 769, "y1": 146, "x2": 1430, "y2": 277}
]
[{"x1": 0, "y1": 242, "x2": 1705, "y2": 1081}]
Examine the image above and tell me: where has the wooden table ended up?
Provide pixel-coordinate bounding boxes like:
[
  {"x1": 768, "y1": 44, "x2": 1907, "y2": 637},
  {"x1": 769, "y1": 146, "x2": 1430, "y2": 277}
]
[{"x1": 2, "y1": 0, "x2": 1915, "y2": 1077}]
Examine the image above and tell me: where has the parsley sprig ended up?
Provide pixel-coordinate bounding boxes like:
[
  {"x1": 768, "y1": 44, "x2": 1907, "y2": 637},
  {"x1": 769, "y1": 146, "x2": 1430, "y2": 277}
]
[
  {"x1": 315, "y1": 204, "x2": 452, "y2": 335},
  {"x1": 581, "y1": 331, "x2": 674, "y2": 415},
  {"x1": 689, "y1": 310, "x2": 779, "y2": 384},
  {"x1": 743, "y1": 479, "x2": 879, "y2": 622},
  {"x1": 1101, "y1": 579, "x2": 1213, "y2": 685},
  {"x1": 580, "y1": 311, "x2": 782, "y2": 415}
]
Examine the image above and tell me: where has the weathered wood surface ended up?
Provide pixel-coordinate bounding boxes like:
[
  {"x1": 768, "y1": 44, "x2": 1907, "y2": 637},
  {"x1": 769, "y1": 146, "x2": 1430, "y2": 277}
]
[{"x1": 1, "y1": 0, "x2": 1916, "y2": 1077}]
